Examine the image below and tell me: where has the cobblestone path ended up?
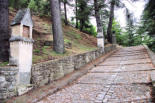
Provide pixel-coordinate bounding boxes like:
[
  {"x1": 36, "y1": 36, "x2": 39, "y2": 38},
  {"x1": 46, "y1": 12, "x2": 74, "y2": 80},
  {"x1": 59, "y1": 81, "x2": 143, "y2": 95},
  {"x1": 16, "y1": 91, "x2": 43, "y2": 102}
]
[{"x1": 38, "y1": 46, "x2": 155, "y2": 103}]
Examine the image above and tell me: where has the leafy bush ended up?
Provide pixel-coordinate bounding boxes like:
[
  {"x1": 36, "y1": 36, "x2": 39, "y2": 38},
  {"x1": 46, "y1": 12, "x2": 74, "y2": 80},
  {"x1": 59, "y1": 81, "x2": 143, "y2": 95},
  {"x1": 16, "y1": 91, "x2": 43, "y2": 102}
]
[
  {"x1": 9, "y1": 0, "x2": 50, "y2": 16},
  {"x1": 9, "y1": 0, "x2": 29, "y2": 9},
  {"x1": 82, "y1": 25, "x2": 97, "y2": 37},
  {"x1": 28, "y1": 0, "x2": 37, "y2": 12}
]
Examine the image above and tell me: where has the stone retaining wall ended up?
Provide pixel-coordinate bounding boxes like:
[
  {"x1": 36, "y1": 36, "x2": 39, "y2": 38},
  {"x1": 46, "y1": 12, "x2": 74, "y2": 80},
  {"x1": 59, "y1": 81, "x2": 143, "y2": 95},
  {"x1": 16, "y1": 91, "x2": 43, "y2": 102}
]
[
  {"x1": 144, "y1": 45, "x2": 155, "y2": 66},
  {"x1": 0, "y1": 45, "x2": 116, "y2": 100},
  {"x1": 31, "y1": 45, "x2": 116, "y2": 87},
  {"x1": 0, "y1": 67, "x2": 18, "y2": 99},
  {"x1": 144, "y1": 45, "x2": 155, "y2": 87}
]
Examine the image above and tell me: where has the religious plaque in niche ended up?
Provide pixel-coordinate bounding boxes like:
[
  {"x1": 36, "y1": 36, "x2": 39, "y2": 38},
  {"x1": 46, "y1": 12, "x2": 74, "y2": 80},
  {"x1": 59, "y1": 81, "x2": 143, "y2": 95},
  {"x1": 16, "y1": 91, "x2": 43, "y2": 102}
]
[{"x1": 23, "y1": 26, "x2": 30, "y2": 38}]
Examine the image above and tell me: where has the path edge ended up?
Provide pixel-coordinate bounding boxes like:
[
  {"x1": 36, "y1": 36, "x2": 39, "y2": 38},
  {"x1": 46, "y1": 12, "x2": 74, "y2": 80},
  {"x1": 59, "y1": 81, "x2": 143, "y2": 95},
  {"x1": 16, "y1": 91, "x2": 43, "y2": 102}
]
[{"x1": 143, "y1": 45, "x2": 155, "y2": 87}]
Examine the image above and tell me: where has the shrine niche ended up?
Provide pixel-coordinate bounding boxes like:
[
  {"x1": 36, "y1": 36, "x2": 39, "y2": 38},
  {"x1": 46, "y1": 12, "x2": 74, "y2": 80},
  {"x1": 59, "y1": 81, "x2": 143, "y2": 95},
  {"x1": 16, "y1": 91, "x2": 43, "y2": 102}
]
[
  {"x1": 10, "y1": 8, "x2": 33, "y2": 39},
  {"x1": 23, "y1": 26, "x2": 30, "y2": 38}
]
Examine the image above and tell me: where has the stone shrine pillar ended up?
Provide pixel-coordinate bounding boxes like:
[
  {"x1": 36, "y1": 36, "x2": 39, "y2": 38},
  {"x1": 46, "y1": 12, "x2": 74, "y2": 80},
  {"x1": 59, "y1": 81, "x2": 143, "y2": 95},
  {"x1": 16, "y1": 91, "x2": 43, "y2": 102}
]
[
  {"x1": 9, "y1": 8, "x2": 34, "y2": 87},
  {"x1": 112, "y1": 31, "x2": 116, "y2": 44},
  {"x1": 97, "y1": 27, "x2": 104, "y2": 49}
]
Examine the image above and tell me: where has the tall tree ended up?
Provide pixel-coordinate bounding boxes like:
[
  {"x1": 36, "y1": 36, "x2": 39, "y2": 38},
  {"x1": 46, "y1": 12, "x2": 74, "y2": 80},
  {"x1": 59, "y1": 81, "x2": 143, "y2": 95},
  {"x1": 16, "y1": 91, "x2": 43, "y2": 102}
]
[
  {"x1": 138, "y1": 0, "x2": 155, "y2": 51},
  {"x1": 94, "y1": 0, "x2": 105, "y2": 48},
  {"x1": 77, "y1": 0, "x2": 91, "y2": 31},
  {"x1": 0, "y1": 0, "x2": 10, "y2": 62},
  {"x1": 75, "y1": 0, "x2": 78, "y2": 28},
  {"x1": 50, "y1": 0, "x2": 65, "y2": 53},
  {"x1": 107, "y1": 0, "x2": 125, "y2": 43},
  {"x1": 142, "y1": 0, "x2": 155, "y2": 36},
  {"x1": 62, "y1": 0, "x2": 73, "y2": 25},
  {"x1": 63, "y1": 0, "x2": 68, "y2": 25},
  {"x1": 126, "y1": 8, "x2": 134, "y2": 46},
  {"x1": 107, "y1": 0, "x2": 115, "y2": 43}
]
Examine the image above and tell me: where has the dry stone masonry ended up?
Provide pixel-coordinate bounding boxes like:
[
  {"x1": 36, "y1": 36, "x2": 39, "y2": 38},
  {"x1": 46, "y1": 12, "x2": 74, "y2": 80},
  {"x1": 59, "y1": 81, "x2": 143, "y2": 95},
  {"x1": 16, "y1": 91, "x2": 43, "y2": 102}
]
[
  {"x1": 31, "y1": 45, "x2": 116, "y2": 87},
  {"x1": 0, "y1": 67, "x2": 18, "y2": 99}
]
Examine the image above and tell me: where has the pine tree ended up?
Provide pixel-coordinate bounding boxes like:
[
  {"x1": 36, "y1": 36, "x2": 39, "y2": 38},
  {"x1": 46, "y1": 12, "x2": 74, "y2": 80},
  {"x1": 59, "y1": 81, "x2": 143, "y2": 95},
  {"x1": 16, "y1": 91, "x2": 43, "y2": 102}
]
[
  {"x1": 75, "y1": 0, "x2": 78, "y2": 28},
  {"x1": 126, "y1": 9, "x2": 134, "y2": 46},
  {"x1": 107, "y1": 0, "x2": 124, "y2": 43},
  {"x1": 77, "y1": 0, "x2": 91, "y2": 31},
  {"x1": 94, "y1": 0, "x2": 105, "y2": 48},
  {"x1": 107, "y1": 0, "x2": 115, "y2": 43},
  {"x1": 50, "y1": 0, "x2": 65, "y2": 53},
  {"x1": 61, "y1": 0, "x2": 73, "y2": 25}
]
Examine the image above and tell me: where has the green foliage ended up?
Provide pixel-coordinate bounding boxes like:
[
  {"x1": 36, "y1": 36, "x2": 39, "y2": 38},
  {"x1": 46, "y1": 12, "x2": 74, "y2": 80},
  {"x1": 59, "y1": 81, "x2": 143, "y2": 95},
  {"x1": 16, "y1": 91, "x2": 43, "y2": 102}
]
[
  {"x1": 112, "y1": 19, "x2": 153, "y2": 47},
  {"x1": 9, "y1": 0, "x2": 50, "y2": 16},
  {"x1": 64, "y1": 39, "x2": 71, "y2": 44},
  {"x1": 112, "y1": 20, "x2": 128, "y2": 46},
  {"x1": 142, "y1": 0, "x2": 155, "y2": 36},
  {"x1": 137, "y1": 0, "x2": 155, "y2": 52},
  {"x1": 0, "y1": 62, "x2": 9, "y2": 67},
  {"x1": 34, "y1": 49, "x2": 40, "y2": 54},
  {"x1": 9, "y1": 0, "x2": 29, "y2": 9},
  {"x1": 82, "y1": 24, "x2": 97, "y2": 37},
  {"x1": 77, "y1": 0, "x2": 91, "y2": 31},
  {"x1": 71, "y1": 21, "x2": 97, "y2": 36},
  {"x1": 148, "y1": 40, "x2": 155, "y2": 52},
  {"x1": 28, "y1": 0, "x2": 37, "y2": 12},
  {"x1": 36, "y1": 0, "x2": 50, "y2": 16}
]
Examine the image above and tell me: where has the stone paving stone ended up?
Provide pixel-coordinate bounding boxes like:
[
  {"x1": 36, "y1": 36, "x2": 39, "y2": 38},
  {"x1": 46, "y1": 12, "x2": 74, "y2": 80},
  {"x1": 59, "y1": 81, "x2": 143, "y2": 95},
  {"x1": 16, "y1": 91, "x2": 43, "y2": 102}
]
[
  {"x1": 123, "y1": 59, "x2": 152, "y2": 65},
  {"x1": 38, "y1": 84, "x2": 109, "y2": 103},
  {"x1": 77, "y1": 73, "x2": 116, "y2": 84},
  {"x1": 121, "y1": 64, "x2": 155, "y2": 72},
  {"x1": 38, "y1": 46, "x2": 154, "y2": 103},
  {"x1": 104, "y1": 58, "x2": 151, "y2": 65},
  {"x1": 90, "y1": 65, "x2": 120, "y2": 72},
  {"x1": 100, "y1": 60, "x2": 121, "y2": 65},
  {"x1": 103, "y1": 84, "x2": 152, "y2": 103},
  {"x1": 113, "y1": 71, "x2": 151, "y2": 84},
  {"x1": 106, "y1": 57, "x2": 124, "y2": 61},
  {"x1": 107, "y1": 55, "x2": 149, "y2": 61}
]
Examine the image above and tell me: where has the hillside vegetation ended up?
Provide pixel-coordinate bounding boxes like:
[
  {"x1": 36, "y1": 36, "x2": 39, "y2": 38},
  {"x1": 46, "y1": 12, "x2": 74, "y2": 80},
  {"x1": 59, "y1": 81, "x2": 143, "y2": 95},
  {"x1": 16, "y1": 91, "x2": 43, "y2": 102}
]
[{"x1": 9, "y1": 9, "x2": 97, "y2": 64}]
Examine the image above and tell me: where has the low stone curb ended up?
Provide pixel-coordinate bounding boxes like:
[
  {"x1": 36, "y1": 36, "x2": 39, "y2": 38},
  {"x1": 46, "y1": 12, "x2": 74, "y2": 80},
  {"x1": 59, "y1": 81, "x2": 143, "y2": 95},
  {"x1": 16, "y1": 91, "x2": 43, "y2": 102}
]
[
  {"x1": 4, "y1": 49, "x2": 118, "y2": 103},
  {"x1": 143, "y1": 45, "x2": 155, "y2": 86}
]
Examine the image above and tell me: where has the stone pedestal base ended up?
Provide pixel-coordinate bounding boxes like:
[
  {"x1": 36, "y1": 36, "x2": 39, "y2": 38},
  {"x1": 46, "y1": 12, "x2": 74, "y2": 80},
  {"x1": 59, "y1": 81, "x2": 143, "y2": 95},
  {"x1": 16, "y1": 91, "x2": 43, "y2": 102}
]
[{"x1": 97, "y1": 37, "x2": 104, "y2": 48}]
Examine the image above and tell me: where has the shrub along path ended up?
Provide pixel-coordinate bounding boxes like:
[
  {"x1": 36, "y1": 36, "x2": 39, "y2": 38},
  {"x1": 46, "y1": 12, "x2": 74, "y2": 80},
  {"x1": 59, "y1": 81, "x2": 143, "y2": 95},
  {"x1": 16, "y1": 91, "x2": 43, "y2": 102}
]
[{"x1": 38, "y1": 46, "x2": 155, "y2": 103}]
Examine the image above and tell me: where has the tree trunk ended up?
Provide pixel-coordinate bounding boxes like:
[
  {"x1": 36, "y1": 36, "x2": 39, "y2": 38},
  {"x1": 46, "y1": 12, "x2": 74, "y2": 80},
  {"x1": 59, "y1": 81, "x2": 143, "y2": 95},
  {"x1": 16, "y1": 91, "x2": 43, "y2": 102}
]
[
  {"x1": 64, "y1": 2, "x2": 68, "y2": 25},
  {"x1": 75, "y1": 0, "x2": 78, "y2": 28},
  {"x1": 80, "y1": 20, "x2": 84, "y2": 31},
  {"x1": 50, "y1": 0, "x2": 65, "y2": 53},
  {"x1": 107, "y1": 0, "x2": 115, "y2": 43},
  {"x1": 0, "y1": 0, "x2": 10, "y2": 62},
  {"x1": 94, "y1": 0, "x2": 104, "y2": 48},
  {"x1": 59, "y1": 0, "x2": 61, "y2": 12}
]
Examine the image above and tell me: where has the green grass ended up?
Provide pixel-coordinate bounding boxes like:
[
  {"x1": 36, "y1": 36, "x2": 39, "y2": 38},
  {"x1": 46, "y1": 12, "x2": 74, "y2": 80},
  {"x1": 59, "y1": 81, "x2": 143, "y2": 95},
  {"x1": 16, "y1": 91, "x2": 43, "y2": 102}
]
[
  {"x1": 76, "y1": 44, "x2": 97, "y2": 52},
  {"x1": 66, "y1": 31, "x2": 82, "y2": 39},
  {"x1": 0, "y1": 62, "x2": 9, "y2": 67},
  {"x1": 34, "y1": 49, "x2": 40, "y2": 54},
  {"x1": 33, "y1": 46, "x2": 72, "y2": 63},
  {"x1": 64, "y1": 39, "x2": 71, "y2": 44}
]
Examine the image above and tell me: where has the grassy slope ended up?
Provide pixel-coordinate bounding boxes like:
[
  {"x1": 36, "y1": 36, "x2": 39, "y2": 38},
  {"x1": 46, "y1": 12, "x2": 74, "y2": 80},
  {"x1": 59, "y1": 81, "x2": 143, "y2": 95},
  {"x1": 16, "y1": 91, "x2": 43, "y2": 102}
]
[{"x1": 9, "y1": 9, "x2": 97, "y2": 64}]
